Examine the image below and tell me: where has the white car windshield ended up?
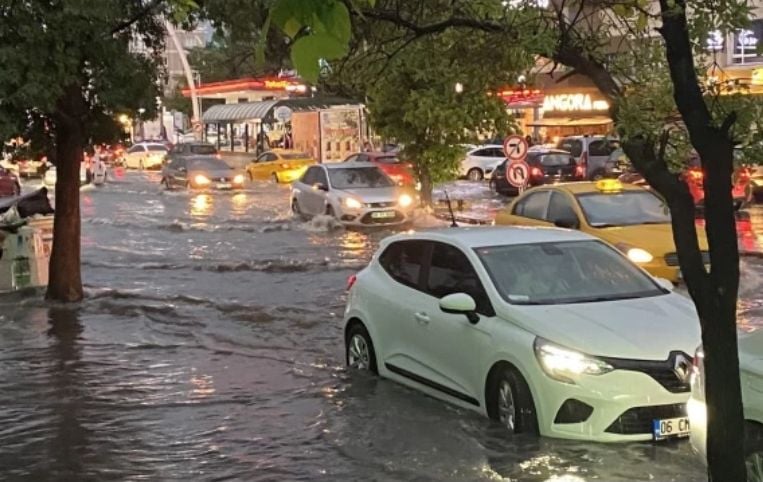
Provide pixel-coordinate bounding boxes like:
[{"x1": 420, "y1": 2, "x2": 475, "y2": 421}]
[
  {"x1": 577, "y1": 191, "x2": 670, "y2": 227},
  {"x1": 475, "y1": 241, "x2": 665, "y2": 305},
  {"x1": 328, "y1": 167, "x2": 394, "y2": 189}
]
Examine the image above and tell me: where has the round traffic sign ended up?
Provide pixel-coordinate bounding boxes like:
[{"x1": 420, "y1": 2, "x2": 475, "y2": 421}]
[
  {"x1": 503, "y1": 135, "x2": 529, "y2": 161},
  {"x1": 506, "y1": 160, "x2": 530, "y2": 188}
]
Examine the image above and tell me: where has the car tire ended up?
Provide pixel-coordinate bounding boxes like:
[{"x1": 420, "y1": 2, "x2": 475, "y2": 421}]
[
  {"x1": 271, "y1": 173, "x2": 279, "y2": 183},
  {"x1": 345, "y1": 322, "x2": 378, "y2": 374},
  {"x1": 467, "y1": 168, "x2": 484, "y2": 182},
  {"x1": 746, "y1": 423, "x2": 763, "y2": 482},
  {"x1": 486, "y1": 365, "x2": 538, "y2": 435}
]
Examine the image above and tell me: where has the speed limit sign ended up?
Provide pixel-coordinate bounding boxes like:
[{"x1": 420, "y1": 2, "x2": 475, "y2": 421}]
[
  {"x1": 506, "y1": 160, "x2": 530, "y2": 188},
  {"x1": 503, "y1": 135, "x2": 529, "y2": 161}
]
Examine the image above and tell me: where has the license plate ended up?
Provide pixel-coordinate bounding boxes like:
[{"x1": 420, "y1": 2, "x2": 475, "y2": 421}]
[
  {"x1": 652, "y1": 417, "x2": 690, "y2": 440},
  {"x1": 216, "y1": 183, "x2": 231, "y2": 189},
  {"x1": 371, "y1": 211, "x2": 396, "y2": 219}
]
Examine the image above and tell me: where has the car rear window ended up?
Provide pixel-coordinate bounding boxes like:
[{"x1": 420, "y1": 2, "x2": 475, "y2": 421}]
[
  {"x1": 537, "y1": 154, "x2": 575, "y2": 167},
  {"x1": 147, "y1": 145, "x2": 168, "y2": 152},
  {"x1": 190, "y1": 145, "x2": 217, "y2": 155}
]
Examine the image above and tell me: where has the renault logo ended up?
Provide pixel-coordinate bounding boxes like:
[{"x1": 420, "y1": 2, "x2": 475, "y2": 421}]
[{"x1": 673, "y1": 354, "x2": 692, "y2": 383}]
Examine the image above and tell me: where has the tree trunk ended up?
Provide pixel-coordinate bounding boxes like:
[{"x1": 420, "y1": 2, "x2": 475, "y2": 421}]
[
  {"x1": 47, "y1": 91, "x2": 85, "y2": 302},
  {"x1": 417, "y1": 165, "x2": 433, "y2": 208}
]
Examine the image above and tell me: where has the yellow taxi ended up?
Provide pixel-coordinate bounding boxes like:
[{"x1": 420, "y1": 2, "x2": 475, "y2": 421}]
[
  {"x1": 246, "y1": 149, "x2": 315, "y2": 183},
  {"x1": 495, "y1": 180, "x2": 709, "y2": 283}
]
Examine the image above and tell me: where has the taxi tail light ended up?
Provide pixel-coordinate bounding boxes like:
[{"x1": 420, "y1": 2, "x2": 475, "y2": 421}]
[
  {"x1": 346, "y1": 274, "x2": 358, "y2": 291},
  {"x1": 531, "y1": 167, "x2": 543, "y2": 178}
]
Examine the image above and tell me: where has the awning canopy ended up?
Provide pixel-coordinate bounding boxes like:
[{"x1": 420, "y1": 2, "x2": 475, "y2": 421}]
[
  {"x1": 201, "y1": 97, "x2": 360, "y2": 124},
  {"x1": 528, "y1": 116, "x2": 613, "y2": 127}
]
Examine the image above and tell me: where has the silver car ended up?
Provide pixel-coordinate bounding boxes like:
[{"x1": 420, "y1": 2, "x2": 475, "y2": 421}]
[{"x1": 290, "y1": 163, "x2": 416, "y2": 227}]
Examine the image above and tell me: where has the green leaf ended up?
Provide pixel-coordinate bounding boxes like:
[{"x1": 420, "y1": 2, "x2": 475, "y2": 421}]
[
  {"x1": 271, "y1": 0, "x2": 311, "y2": 39},
  {"x1": 290, "y1": 33, "x2": 347, "y2": 82},
  {"x1": 254, "y1": 10, "x2": 272, "y2": 69},
  {"x1": 318, "y1": 1, "x2": 351, "y2": 44}
]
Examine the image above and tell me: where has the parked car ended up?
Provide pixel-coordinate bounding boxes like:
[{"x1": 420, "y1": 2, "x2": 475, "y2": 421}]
[
  {"x1": 490, "y1": 149, "x2": 585, "y2": 196},
  {"x1": 0, "y1": 167, "x2": 21, "y2": 198},
  {"x1": 688, "y1": 329, "x2": 763, "y2": 480},
  {"x1": 43, "y1": 163, "x2": 89, "y2": 187},
  {"x1": 460, "y1": 145, "x2": 506, "y2": 181},
  {"x1": 122, "y1": 142, "x2": 168, "y2": 170},
  {"x1": 291, "y1": 163, "x2": 415, "y2": 227},
  {"x1": 247, "y1": 149, "x2": 314, "y2": 184},
  {"x1": 495, "y1": 180, "x2": 709, "y2": 283},
  {"x1": 556, "y1": 135, "x2": 618, "y2": 180},
  {"x1": 161, "y1": 156, "x2": 245, "y2": 190},
  {"x1": 344, "y1": 226, "x2": 700, "y2": 441},
  {"x1": 15, "y1": 157, "x2": 47, "y2": 178},
  {"x1": 343, "y1": 152, "x2": 416, "y2": 187}
]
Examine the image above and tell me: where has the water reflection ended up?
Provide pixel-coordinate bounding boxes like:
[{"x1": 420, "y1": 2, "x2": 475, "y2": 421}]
[{"x1": 190, "y1": 193, "x2": 213, "y2": 218}]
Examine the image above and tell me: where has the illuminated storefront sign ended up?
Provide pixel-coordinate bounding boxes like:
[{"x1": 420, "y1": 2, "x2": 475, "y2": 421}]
[
  {"x1": 498, "y1": 89, "x2": 544, "y2": 107},
  {"x1": 542, "y1": 93, "x2": 609, "y2": 113}
]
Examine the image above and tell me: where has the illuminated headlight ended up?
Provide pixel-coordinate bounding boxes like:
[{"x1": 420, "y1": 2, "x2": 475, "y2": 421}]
[
  {"x1": 233, "y1": 174, "x2": 245, "y2": 184},
  {"x1": 344, "y1": 197, "x2": 363, "y2": 209},
  {"x1": 194, "y1": 174, "x2": 210, "y2": 186},
  {"x1": 398, "y1": 194, "x2": 413, "y2": 208},
  {"x1": 626, "y1": 247, "x2": 653, "y2": 264},
  {"x1": 534, "y1": 338, "x2": 613, "y2": 384}
]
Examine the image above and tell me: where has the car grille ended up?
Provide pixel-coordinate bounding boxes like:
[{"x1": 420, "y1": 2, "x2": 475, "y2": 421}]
[
  {"x1": 664, "y1": 251, "x2": 710, "y2": 266},
  {"x1": 605, "y1": 403, "x2": 686, "y2": 435},
  {"x1": 360, "y1": 211, "x2": 404, "y2": 224},
  {"x1": 600, "y1": 352, "x2": 693, "y2": 393},
  {"x1": 367, "y1": 201, "x2": 396, "y2": 208}
]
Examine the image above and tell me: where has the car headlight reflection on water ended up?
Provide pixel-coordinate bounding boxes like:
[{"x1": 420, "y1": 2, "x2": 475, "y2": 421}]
[{"x1": 534, "y1": 338, "x2": 613, "y2": 384}]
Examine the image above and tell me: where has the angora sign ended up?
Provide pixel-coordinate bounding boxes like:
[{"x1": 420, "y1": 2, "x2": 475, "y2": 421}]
[{"x1": 542, "y1": 93, "x2": 609, "y2": 113}]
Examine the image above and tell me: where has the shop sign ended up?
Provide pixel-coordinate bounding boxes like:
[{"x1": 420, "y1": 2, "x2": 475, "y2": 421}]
[
  {"x1": 499, "y1": 89, "x2": 544, "y2": 107},
  {"x1": 264, "y1": 79, "x2": 292, "y2": 90},
  {"x1": 706, "y1": 30, "x2": 724, "y2": 51},
  {"x1": 542, "y1": 93, "x2": 609, "y2": 113}
]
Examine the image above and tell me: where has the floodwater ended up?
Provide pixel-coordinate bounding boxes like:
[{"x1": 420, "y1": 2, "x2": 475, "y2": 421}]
[{"x1": 1, "y1": 172, "x2": 762, "y2": 482}]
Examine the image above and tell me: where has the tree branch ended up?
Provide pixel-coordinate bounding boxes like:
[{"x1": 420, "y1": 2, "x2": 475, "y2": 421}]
[{"x1": 111, "y1": 0, "x2": 165, "y2": 35}]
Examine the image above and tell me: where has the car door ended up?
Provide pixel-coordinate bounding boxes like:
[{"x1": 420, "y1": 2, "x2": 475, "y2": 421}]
[
  {"x1": 370, "y1": 240, "x2": 432, "y2": 377},
  {"x1": 409, "y1": 241, "x2": 497, "y2": 405},
  {"x1": 587, "y1": 139, "x2": 614, "y2": 178},
  {"x1": 250, "y1": 152, "x2": 277, "y2": 180},
  {"x1": 167, "y1": 158, "x2": 188, "y2": 187},
  {"x1": 543, "y1": 191, "x2": 582, "y2": 229},
  {"x1": 495, "y1": 190, "x2": 552, "y2": 226},
  {"x1": 463, "y1": 148, "x2": 494, "y2": 174},
  {"x1": 295, "y1": 166, "x2": 327, "y2": 215}
]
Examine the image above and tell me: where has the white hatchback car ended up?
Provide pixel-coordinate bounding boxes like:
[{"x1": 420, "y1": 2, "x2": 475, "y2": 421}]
[
  {"x1": 291, "y1": 163, "x2": 415, "y2": 227},
  {"x1": 688, "y1": 329, "x2": 763, "y2": 479},
  {"x1": 460, "y1": 145, "x2": 506, "y2": 181},
  {"x1": 344, "y1": 227, "x2": 701, "y2": 442},
  {"x1": 123, "y1": 142, "x2": 168, "y2": 170}
]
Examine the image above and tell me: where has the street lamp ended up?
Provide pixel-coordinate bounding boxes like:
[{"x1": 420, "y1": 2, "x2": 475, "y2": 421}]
[{"x1": 455, "y1": 82, "x2": 464, "y2": 94}]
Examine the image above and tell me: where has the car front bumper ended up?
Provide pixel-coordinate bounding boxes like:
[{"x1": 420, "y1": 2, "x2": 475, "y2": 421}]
[
  {"x1": 532, "y1": 366, "x2": 690, "y2": 442},
  {"x1": 687, "y1": 395, "x2": 708, "y2": 462},
  {"x1": 335, "y1": 204, "x2": 414, "y2": 227}
]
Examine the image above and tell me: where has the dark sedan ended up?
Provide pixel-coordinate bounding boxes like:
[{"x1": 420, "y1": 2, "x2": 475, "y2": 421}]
[
  {"x1": 161, "y1": 156, "x2": 245, "y2": 190},
  {"x1": 491, "y1": 149, "x2": 584, "y2": 196}
]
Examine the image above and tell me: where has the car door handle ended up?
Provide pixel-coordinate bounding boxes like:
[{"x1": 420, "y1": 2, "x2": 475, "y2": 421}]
[{"x1": 414, "y1": 312, "x2": 430, "y2": 325}]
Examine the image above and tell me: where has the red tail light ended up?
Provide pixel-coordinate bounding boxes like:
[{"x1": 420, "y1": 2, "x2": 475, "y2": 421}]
[
  {"x1": 575, "y1": 165, "x2": 585, "y2": 177},
  {"x1": 346, "y1": 274, "x2": 358, "y2": 291},
  {"x1": 688, "y1": 168, "x2": 703, "y2": 181},
  {"x1": 531, "y1": 167, "x2": 543, "y2": 177},
  {"x1": 738, "y1": 168, "x2": 751, "y2": 181},
  {"x1": 579, "y1": 152, "x2": 588, "y2": 175}
]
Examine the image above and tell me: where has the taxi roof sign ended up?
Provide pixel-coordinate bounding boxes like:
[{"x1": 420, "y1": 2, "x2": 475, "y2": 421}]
[{"x1": 595, "y1": 179, "x2": 623, "y2": 192}]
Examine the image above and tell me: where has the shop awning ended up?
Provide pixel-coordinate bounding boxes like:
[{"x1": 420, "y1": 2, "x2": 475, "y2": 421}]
[
  {"x1": 527, "y1": 116, "x2": 613, "y2": 127},
  {"x1": 201, "y1": 97, "x2": 360, "y2": 124}
]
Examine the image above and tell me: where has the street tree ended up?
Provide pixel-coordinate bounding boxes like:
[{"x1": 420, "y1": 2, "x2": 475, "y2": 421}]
[
  {"x1": 0, "y1": 0, "x2": 194, "y2": 302},
  {"x1": 265, "y1": 0, "x2": 760, "y2": 479}
]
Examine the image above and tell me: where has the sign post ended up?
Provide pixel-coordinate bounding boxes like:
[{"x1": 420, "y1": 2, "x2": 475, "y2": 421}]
[{"x1": 503, "y1": 135, "x2": 530, "y2": 194}]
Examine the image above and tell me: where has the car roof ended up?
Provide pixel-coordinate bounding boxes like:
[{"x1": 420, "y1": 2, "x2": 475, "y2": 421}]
[
  {"x1": 269, "y1": 148, "x2": 309, "y2": 154},
  {"x1": 530, "y1": 181, "x2": 647, "y2": 195},
  {"x1": 183, "y1": 142, "x2": 215, "y2": 147},
  {"x1": 323, "y1": 162, "x2": 381, "y2": 170},
  {"x1": 471, "y1": 144, "x2": 503, "y2": 149},
  {"x1": 528, "y1": 149, "x2": 573, "y2": 156},
  {"x1": 381, "y1": 226, "x2": 593, "y2": 250}
]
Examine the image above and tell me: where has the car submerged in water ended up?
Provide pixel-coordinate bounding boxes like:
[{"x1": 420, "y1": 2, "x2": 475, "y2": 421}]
[
  {"x1": 343, "y1": 227, "x2": 700, "y2": 442},
  {"x1": 161, "y1": 156, "x2": 246, "y2": 190}
]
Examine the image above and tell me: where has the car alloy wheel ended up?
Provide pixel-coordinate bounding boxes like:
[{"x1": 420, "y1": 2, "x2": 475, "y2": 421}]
[
  {"x1": 498, "y1": 380, "x2": 517, "y2": 432},
  {"x1": 345, "y1": 323, "x2": 377, "y2": 373},
  {"x1": 467, "y1": 168, "x2": 484, "y2": 181}
]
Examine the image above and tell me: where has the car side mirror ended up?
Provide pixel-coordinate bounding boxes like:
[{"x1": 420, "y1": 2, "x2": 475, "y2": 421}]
[
  {"x1": 654, "y1": 277, "x2": 674, "y2": 292},
  {"x1": 314, "y1": 182, "x2": 329, "y2": 192},
  {"x1": 439, "y1": 293, "x2": 480, "y2": 324},
  {"x1": 553, "y1": 217, "x2": 580, "y2": 229}
]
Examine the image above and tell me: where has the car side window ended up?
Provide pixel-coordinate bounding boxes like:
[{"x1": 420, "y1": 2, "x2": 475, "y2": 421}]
[
  {"x1": 589, "y1": 140, "x2": 611, "y2": 156},
  {"x1": 426, "y1": 242, "x2": 494, "y2": 316},
  {"x1": 546, "y1": 192, "x2": 578, "y2": 224},
  {"x1": 127, "y1": 145, "x2": 143, "y2": 154},
  {"x1": 168, "y1": 158, "x2": 186, "y2": 170},
  {"x1": 345, "y1": 155, "x2": 358, "y2": 163},
  {"x1": 472, "y1": 149, "x2": 490, "y2": 157},
  {"x1": 512, "y1": 191, "x2": 551, "y2": 220},
  {"x1": 379, "y1": 240, "x2": 427, "y2": 289},
  {"x1": 559, "y1": 139, "x2": 583, "y2": 157},
  {"x1": 301, "y1": 166, "x2": 318, "y2": 184},
  {"x1": 315, "y1": 167, "x2": 328, "y2": 186},
  {"x1": 489, "y1": 148, "x2": 505, "y2": 157}
]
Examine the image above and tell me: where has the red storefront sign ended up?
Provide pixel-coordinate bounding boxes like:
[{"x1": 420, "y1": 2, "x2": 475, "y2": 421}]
[{"x1": 498, "y1": 89, "x2": 544, "y2": 108}]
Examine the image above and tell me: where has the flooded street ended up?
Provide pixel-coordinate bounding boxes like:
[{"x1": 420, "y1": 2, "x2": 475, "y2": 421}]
[{"x1": 1, "y1": 172, "x2": 762, "y2": 482}]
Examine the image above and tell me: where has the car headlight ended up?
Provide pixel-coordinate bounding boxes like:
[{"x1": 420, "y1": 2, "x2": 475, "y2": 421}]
[
  {"x1": 344, "y1": 197, "x2": 363, "y2": 209},
  {"x1": 534, "y1": 338, "x2": 613, "y2": 384},
  {"x1": 233, "y1": 174, "x2": 245, "y2": 184},
  {"x1": 194, "y1": 174, "x2": 210, "y2": 185},
  {"x1": 399, "y1": 193, "x2": 413, "y2": 208},
  {"x1": 626, "y1": 247, "x2": 653, "y2": 263}
]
